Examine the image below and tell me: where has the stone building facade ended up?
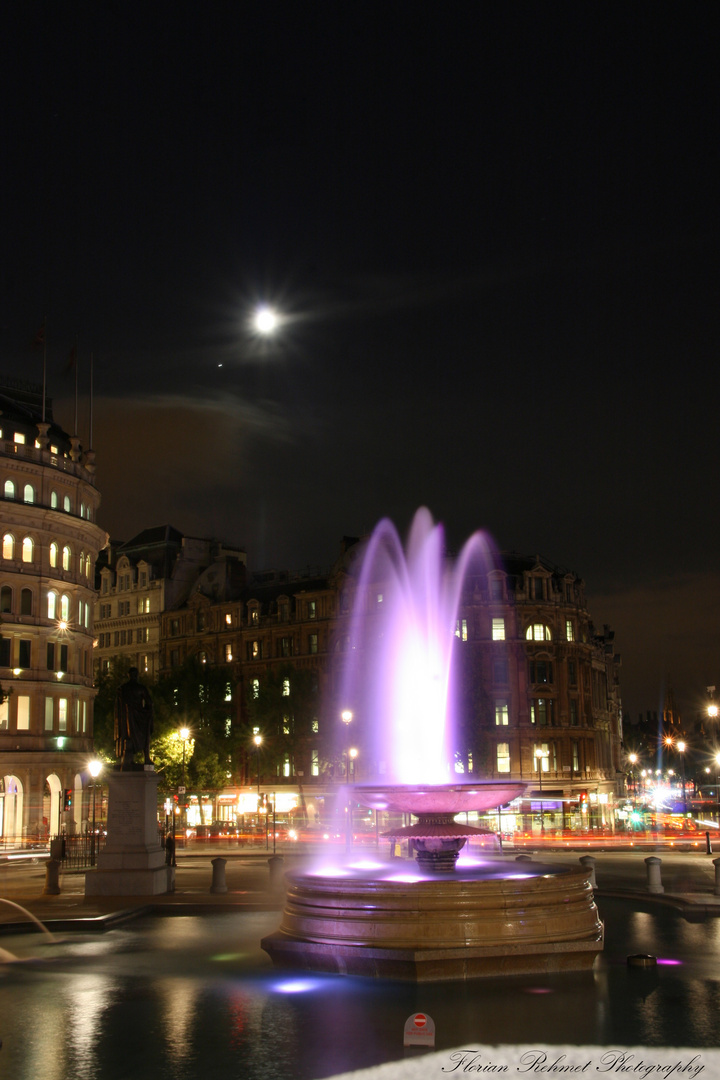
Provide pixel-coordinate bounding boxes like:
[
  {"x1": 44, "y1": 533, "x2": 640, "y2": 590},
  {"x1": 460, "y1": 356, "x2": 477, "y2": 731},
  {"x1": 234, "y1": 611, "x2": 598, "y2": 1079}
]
[
  {"x1": 94, "y1": 526, "x2": 246, "y2": 680},
  {"x1": 0, "y1": 379, "x2": 106, "y2": 840},
  {"x1": 157, "y1": 539, "x2": 623, "y2": 829}
]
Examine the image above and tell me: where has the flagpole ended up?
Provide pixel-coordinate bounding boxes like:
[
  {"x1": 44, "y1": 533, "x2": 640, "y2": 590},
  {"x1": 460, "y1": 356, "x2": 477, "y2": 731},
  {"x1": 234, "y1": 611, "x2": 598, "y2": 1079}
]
[
  {"x1": 42, "y1": 319, "x2": 47, "y2": 423},
  {"x1": 89, "y1": 352, "x2": 94, "y2": 450},
  {"x1": 74, "y1": 334, "x2": 79, "y2": 437}
]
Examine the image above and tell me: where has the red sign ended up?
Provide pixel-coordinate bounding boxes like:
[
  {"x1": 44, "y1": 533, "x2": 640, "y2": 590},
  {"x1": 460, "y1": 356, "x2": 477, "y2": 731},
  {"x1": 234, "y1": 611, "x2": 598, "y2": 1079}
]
[
  {"x1": 404, "y1": 1012, "x2": 435, "y2": 1047},
  {"x1": 414, "y1": 1014, "x2": 427, "y2": 1028}
]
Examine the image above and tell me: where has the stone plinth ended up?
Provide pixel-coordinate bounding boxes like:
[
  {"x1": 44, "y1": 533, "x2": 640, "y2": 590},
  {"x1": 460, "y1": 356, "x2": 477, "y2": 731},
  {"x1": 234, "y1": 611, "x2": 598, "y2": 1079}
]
[{"x1": 85, "y1": 769, "x2": 173, "y2": 896}]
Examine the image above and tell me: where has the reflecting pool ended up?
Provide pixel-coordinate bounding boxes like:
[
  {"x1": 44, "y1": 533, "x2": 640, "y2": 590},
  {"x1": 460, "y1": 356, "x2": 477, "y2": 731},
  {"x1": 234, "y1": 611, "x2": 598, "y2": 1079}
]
[{"x1": 1, "y1": 899, "x2": 720, "y2": 1080}]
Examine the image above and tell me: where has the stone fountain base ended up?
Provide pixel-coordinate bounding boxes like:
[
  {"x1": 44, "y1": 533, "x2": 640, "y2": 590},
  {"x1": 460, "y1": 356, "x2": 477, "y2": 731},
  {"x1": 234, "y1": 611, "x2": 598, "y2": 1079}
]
[{"x1": 261, "y1": 861, "x2": 603, "y2": 982}]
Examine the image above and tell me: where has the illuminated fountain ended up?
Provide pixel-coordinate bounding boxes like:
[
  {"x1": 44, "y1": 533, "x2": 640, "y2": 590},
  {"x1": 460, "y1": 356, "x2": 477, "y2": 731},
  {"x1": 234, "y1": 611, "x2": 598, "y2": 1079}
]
[{"x1": 262, "y1": 509, "x2": 603, "y2": 980}]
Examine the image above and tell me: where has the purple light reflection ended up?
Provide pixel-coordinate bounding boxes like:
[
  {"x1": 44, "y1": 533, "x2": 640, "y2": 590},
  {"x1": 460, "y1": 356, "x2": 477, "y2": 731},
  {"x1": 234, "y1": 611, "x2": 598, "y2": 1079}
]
[{"x1": 657, "y1": 959, "x2": 683, "y2": 966}]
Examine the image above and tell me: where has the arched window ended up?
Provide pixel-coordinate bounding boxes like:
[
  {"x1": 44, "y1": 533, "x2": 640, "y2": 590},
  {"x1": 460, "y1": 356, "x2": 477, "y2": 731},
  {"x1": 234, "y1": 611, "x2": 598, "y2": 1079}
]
[
  {"x1": 48, "y1": 591, "x2": 57, "y2": 619},
  {"x1": 23, "y1": 484, "x2": 35, "y2": 504},
  {"x1": 51, "y1": 491, "x2": 58, "y2": 509},
  {"x1": 49, "y1": 542, "x2": 58, "y2": 568},
  {"x1": 60, "y1": 594, "x2": 70, "y2": 621},
  {"x1": 79, "y1": 551, "x2": 85, "y2": 575},
  {"x1": 0, "y1": 585, "x2": 12, "y2": 612},
  {"x1": 22, "y1": 537, "x2": 34, "y2": 563},
  {"x1": 80, "y1": 502, "x2": 85, "y2": 518},
  {"x1": 63, "y1": 495, "x2": 70, "y2": 513},
  {"x1": 62, "y1": 545, "x2": 71, "y2": 571},
  {"x1": 85, "y1": 554, "x2": 91, "y2": 577},
  {"x1": 526, "y1": 623, "x2": 552, "y2": 642},
  {"x1": 21, "y1": 588, "x2": 32, "y2": 615},
  {"x1": 4, "y1": 479, "x2": 15, "y2": 499},
  {"x1": 2, "y1": 533, "x2": 14, "y2": 560}
]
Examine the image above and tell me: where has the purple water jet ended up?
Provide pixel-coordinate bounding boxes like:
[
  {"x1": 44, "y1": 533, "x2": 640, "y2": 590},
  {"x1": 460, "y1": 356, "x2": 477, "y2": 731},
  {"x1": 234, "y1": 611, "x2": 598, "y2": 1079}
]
[{"x1": 340, "y1": 507, "x2": 497, "y2": 784}]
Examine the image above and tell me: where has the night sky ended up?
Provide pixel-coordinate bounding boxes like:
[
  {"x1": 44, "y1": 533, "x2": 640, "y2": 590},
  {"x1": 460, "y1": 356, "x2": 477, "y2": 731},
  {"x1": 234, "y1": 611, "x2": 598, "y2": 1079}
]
[{"x1": 1, "y1": 3, "x2": 719, "y2": 724}]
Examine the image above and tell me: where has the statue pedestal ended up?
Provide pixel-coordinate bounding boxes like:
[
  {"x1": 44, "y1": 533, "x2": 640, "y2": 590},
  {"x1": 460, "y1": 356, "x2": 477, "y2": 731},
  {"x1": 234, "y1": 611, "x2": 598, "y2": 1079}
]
[{"x1": 85, "y1": 769, "x2": 174, "y2": 896}]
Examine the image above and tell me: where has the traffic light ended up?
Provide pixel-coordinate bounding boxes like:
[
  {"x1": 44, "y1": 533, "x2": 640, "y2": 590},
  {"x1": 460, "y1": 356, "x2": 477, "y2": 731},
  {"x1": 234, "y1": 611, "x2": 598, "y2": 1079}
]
[
  {"x1": 579, "y1": 791, "x2": 589, "y2": 812},
  {"x1": 63, "y1": 788, "x2": 73, "y2": 810}
]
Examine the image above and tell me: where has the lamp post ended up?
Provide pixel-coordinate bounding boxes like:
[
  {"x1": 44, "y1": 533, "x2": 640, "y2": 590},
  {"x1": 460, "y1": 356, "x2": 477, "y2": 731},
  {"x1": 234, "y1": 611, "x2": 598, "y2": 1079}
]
[
  {"x1": 628, "y1": 753, "x2": 638, "y2": 801},
  {"x1": 707, "y1": 686, "x2": 718, "y2": 722},
  {"x1": 349, "y1": 747, "x2": 358, "y2": 782},
  {"x1": 253, "y1": 734, "x2": 263, "y2": 824},
  {"x1": 677, "y1": 740, "x2": 688, "y2": 819},
  {"x1": 88, "y1": 759, "x2": 102, "y2": 867},
  {"x1": 179, "y1": 726, "x2": 190, "y2": 839},
  {"x1": 341, "y1": 710, "x2": 353, "y2": 851},
  {"x1": 534, "y1": 747, "x2": 548, "y2": 835}
]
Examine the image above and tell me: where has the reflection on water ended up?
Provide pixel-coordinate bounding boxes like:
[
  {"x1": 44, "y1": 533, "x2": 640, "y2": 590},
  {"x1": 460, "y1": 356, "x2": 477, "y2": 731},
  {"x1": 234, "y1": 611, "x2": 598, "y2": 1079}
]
[{"x1": 1, "y1": 902, "x2": 719, "y2": 1080}]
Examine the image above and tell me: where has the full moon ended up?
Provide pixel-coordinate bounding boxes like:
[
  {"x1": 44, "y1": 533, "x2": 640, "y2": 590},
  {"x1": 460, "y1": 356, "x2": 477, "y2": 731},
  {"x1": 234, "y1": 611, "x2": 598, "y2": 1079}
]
[{"x1": 253, "y1": 305, "x2": 279, "y2": 335}]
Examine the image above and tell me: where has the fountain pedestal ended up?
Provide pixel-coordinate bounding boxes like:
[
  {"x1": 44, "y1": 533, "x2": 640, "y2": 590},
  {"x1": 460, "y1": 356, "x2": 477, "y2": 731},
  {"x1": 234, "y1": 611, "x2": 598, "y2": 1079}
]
[{"x1": 85, "y1": 770, "x2": 173, "y2": 897}]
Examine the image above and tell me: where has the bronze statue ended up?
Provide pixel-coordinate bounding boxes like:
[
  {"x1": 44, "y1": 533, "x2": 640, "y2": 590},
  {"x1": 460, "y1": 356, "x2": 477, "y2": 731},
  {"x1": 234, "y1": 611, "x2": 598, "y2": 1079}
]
[{"x1": 115, "y1": 667, "x2": 154, "y2": 768}]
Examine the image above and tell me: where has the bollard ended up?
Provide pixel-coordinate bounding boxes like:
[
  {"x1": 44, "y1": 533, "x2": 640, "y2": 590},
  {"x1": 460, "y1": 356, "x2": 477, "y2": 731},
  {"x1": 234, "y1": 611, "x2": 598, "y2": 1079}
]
[
  {"x1": 706, "y1": 831, "x2": 713, "y2": 856},
  {"x1": 645, "y1": 856, "x2": 664, "y2": 894},
  {"x1": 43, "y1": 859, "x2": 61, "y2": 895},
  {"x1": 268, "y1": 854, "x2": 285, "y2": 889},
  {"x1": 579, "y1": 855, "x2": 597, "y2": 888},
  {"x1": 210, "y1": 857, "x2": 228, "y2": 894},
  {"x1": 713, "y1": 857, "x2": 720, "y2": 897}
]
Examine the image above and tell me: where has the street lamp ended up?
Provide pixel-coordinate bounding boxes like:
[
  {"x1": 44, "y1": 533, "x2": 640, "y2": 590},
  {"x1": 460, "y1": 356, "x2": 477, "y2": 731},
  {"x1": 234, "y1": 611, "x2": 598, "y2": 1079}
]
[
  {"x1": 179, "y1": 726, "x2": 190, "y2": 837},
  {"x1": 677, "y1": 740, "x2": 688, "y2": 817},
  {"x1": 253, "y1": 734, "x2": 263, "y2": 821},
  {"x1": 628, "y1": 753, "x2": 638, "y2": 799},
  {"x1": 534, "y1": 747, "x2": 549, "y2": 835},
  {"x1": 88, "y1": 759, "x2": 102, "y2": 866},
  {"x1": 707, "y1": 687, "x2": 718, "y2": 721},
  {"x1": 341, "y1": 710, "x2": 353, "y2": 850}
]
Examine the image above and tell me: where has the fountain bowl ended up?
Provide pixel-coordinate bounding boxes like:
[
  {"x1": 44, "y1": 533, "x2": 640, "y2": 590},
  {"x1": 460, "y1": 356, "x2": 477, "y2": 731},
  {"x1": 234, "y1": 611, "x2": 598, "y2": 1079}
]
[
  {"x1": 261, "y1": 857, "x2": 604, "y2": 982},
  {"x1": 351, "y1": 781, "x2": 527, "y2": 815}
]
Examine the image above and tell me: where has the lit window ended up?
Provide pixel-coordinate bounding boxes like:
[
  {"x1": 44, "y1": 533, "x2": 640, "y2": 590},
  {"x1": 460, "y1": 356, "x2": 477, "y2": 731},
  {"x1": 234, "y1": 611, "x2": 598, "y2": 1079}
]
[
  {"x1": 283, "y1": 715, "x2": 291, "y2": 735},
  {"x1": 63, "y1": 495, "x2": 70, "y2": 512},
  {"x1": 4, "y1": 480, "x2": 15, "y2": 499},
  {"x1": 45, "y1": 698, "x2": 54, "y2": 730},
  {"x1": 17, "y1": 695, "x2": 30, "y2": 729},
  {"x1": 526, "y1": 624, "x2": 551, "y2": 642},
  {"x1": 311, "y1": 749, "x2": 319, "y2": 776},
  {"x1": 14, "y1": 432, "x2": 26, "y2": 445},
  {"x1": 377, "y1": 593, "x2": 383, "y2": 605},
  {"x1": 85, "y1": 555, "x2": 91, "y2": 577},
  {"x1": 308, "y1": 600, "x2": 316, "y2": 620},
  {"x1": 492, "y1": 618, "x2": 505, "y2": 641},
  {"x1": 51, "y1": 491, "x2": 58, "y2": 508},
  {"x1": 225, "y1": 682, "x2": 232, "y2": 702},
  {"x1": 62, "y1": 545, "x2": 71, "y2": 570},
  {"x1": 225, "y1": 644, "x2": 233, "y2": 662},
  {"x1": 2, "y1": 533, "x2": 14, "y2": 560},
  {"x1": 566, "y1": 619, "x2": 574, "y2": 642},
  {"x1": 250, "y1": 608, "x2": 259, "y2": 625},
  {"x1": 252, "y1": 678, "x2": 260, "y2": 699},
  {"x1": 48, "y1": 592, "x2": 57, "y2": 619},
  {"x1": 283, "y1": 754, "x2": 291, "y2": 777},
  {"x1": 23, "y1": 484, "x2": 34, "y2": 504},
  {"x1": 225, "y1": 612, "x2": 232, "y2": 626},
  {"x1": 495, "y1": 700, "x2": 509, "y2": 726},
  {"x1": 60, "y1": 594, "x2": 70, "y2": 621},
  {"x1": 22, "y1": 536, "x2": 33, "y2": 563},
  {"x1": 309, "y1": 633, "x2": 318, "y2": 654},
  {"x1": 312, "y1": 719, "x2": 319, "y2": 733},
  {"x1": 497, "y1": 743, "x2": 510, "y2": 773},
  {"x1": 455, "y1": 619, "x2": 468, "y2": 641},
  {"x1": 282, "y1": 678, "x2": 290, "y2": 697},
  {"x1": 58, "y1": 698, "x2": 68, "y2": 731},
  {"x1": 49, "y1": 542, "x2": 58, "y2": 568}
]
